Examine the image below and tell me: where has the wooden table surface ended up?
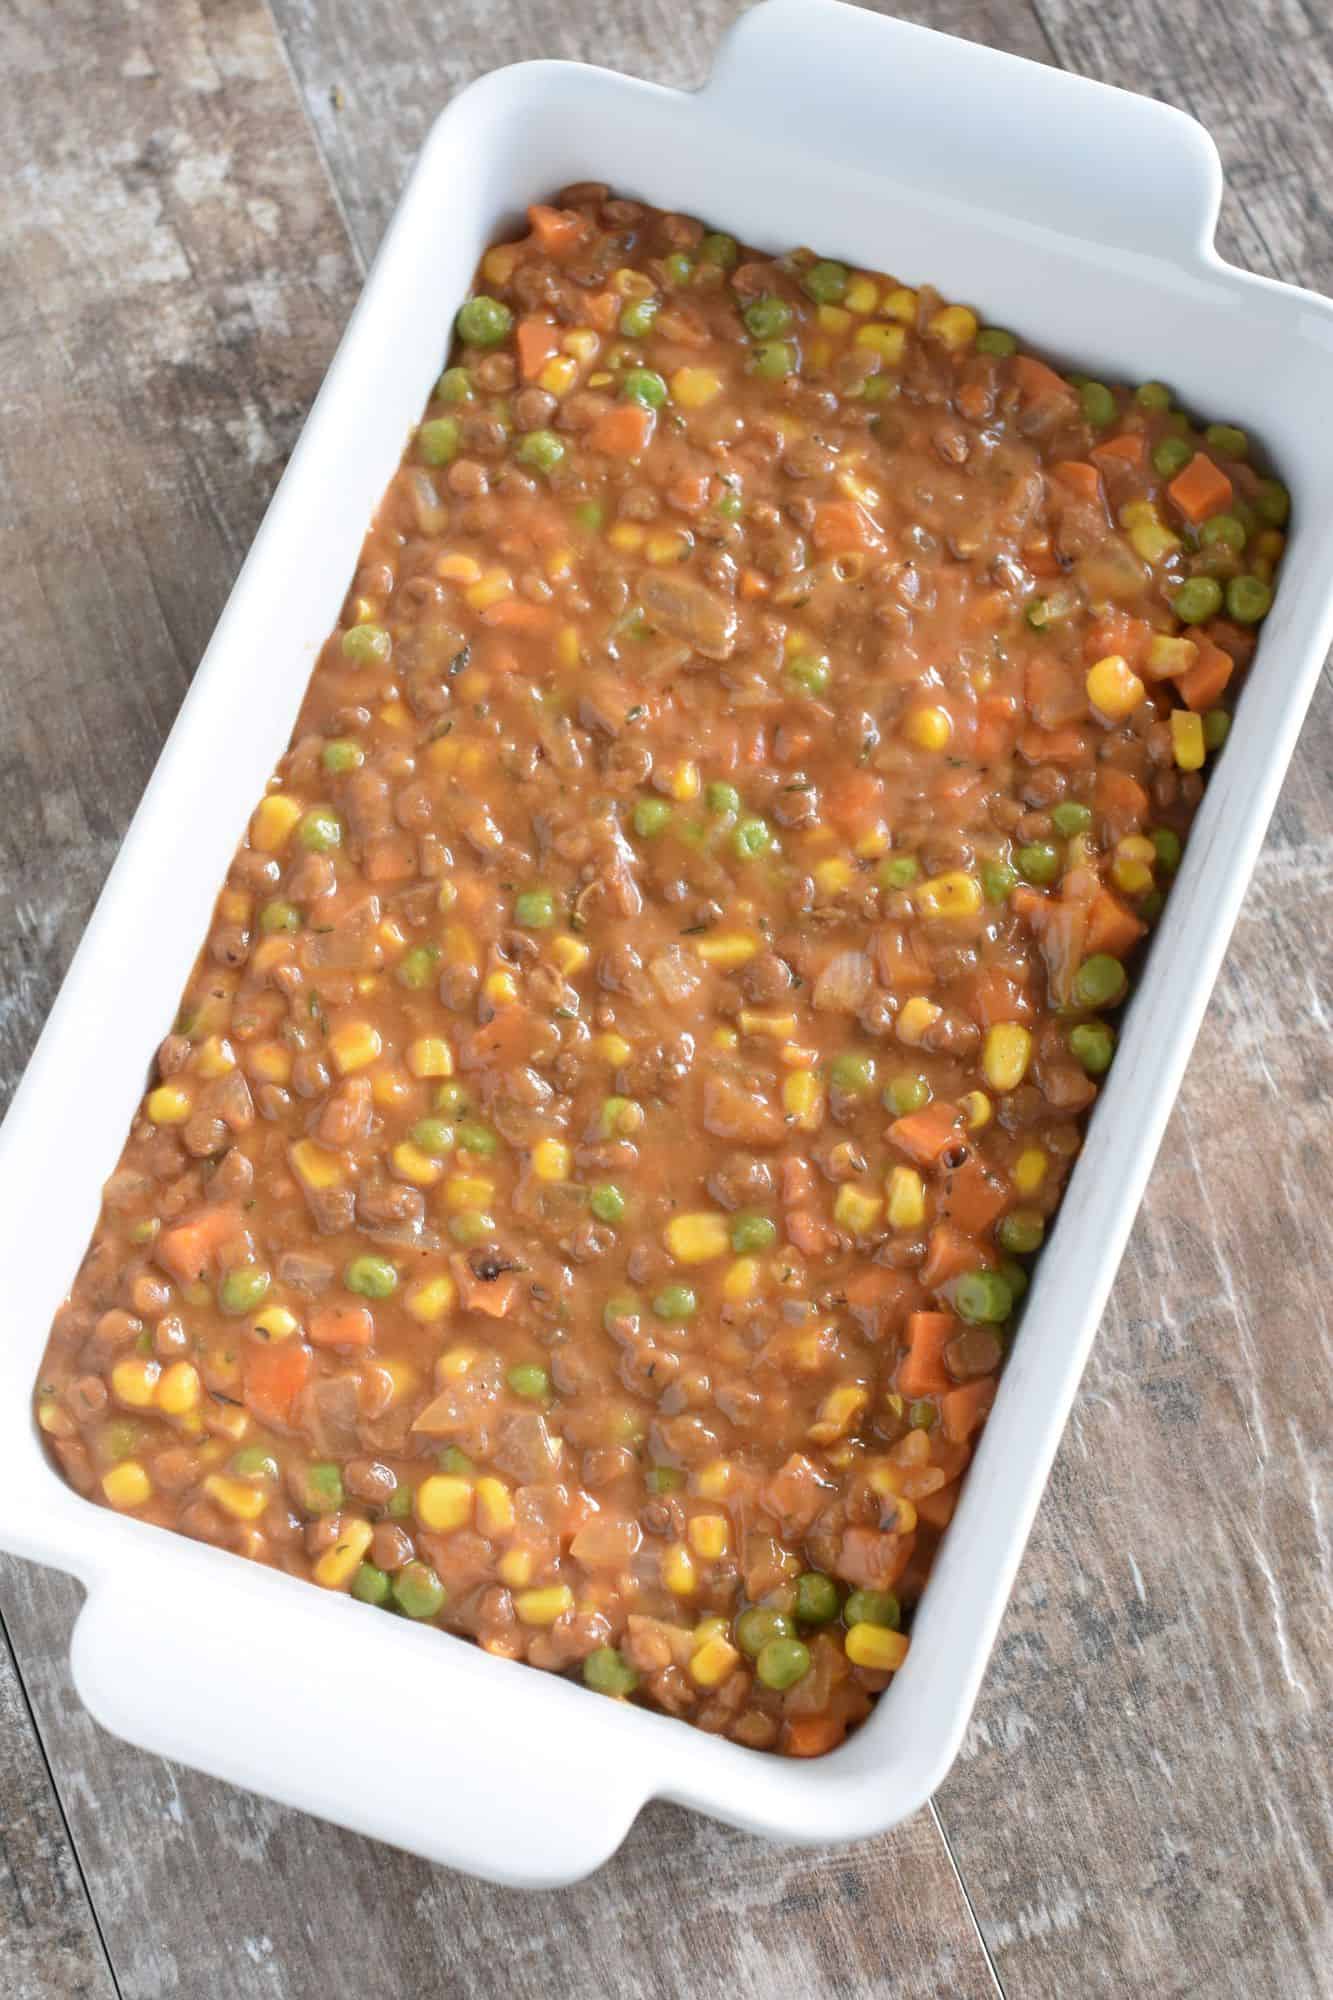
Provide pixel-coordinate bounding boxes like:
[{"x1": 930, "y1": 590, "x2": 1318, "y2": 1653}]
[{"x1": 2, "y1": 2, "x2": 1330, "y2": 1994}]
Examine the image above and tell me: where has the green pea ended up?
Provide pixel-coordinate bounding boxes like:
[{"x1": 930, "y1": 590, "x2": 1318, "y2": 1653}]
[
  {"x1": 418, "y1": 416, "x2": 460, "y2": 466},
  {"x1": 736, "y1": 1606, "x2": 794, "y2": 1657},
  {"x1": 862, "y1": 374, "x2": 898, "y2": 404},
  {"x1": 795, "y1": 1572, "x2": 840, "y2": 1625},
  {"x1": 259, "y1": 899, "x2": 300, "y2": 935},
  {"x1": 998, "y1": 1257, "x2": 1029, "y2": 1302},
  {"x1": 230, "y1": 1447, "x2": 279, "y2": 1480},
  {"x1": 743, "y1": 296, "x2": 793, "y2": 339},
  {"x1": 646, "y1": 1465, "x2": 685, "y2": 1494},
  {"x1": 298, "y1": 807, "x2": 343, "y2": 854},
  {"x1": 410, "y1": 1117, "x2": 455, "y2": 1156},
  {"x1": 880, "y1": 855, "x2": 921, "y2": 890},
  {"x1": 340, "y1": 622, "x2": 391, "y2": 667},
  {"x1": 949, "y1": 1270, "x2": 1015, "y2": 1324},
  {"x1": 663, "y1": 252, "x2": 693, "y2": 286},
  {"x1": 344, "y1": 1254, "x2": 398, "y2": 1299},
  {"x1": 584, "y1": 1646, "x2": 638, "y2": 1696},
  {"x1": 1164, "y1": 410, "x2": 1191, "y2": 436},
  {"x1": 517, "y1": 428, "x2": 566, "y2": 473},
  {"x1": 1150, "y1": 827, "x2": 1182, "y2": 871},
  {"x1": 1225, "y1": 574, "x2": 1272, "y2": 624},
  {"x1": 1072, "y1": 953, "x2": 1129, "y2": 1009},
  {"x1": 1205, "y1": 422, "x2": 1247, "y2": 459},
  {"x1": 455, "y1": 1121, "x2": 497, "y2": 1156},
  {"x1": 716, "y1": 490, "x2": 744, "y2": 520},
  {"x1": 884, "y1": 1073, "x2": 930, "y2": 1116},
  {"x1": 621, "y1": 368, "x2": 668, "y2": 410},
  {"x1": 707, "y1": 781, "x2": 741, "y2": 817},
  {"x1": 1172, "y1": 576, "x2": 1224, "y2": 624},
  {"x1": 574, "y1": 500, "x2": 605, "y2": 533},
  {"x1": 998, "y1": 1209, "x2": 1045, "y2": 1255},
  {"x1": 396, "y1": 944, "x2": 440, "y2": 990},
  {"x1": 699, "y1": 231, "x2": 739, "y2": 270},
  {"x1": 910, "y1": 1398, "x2": 938, "y2": 1430},
  {"x1": 305, "y1": 1462, "x2": 344, "y2": 1513},
  {"x1": 322, "y1": 737, "x2": 365, "y2": 773},
  {"x1": 633, "y1": 797, "x2": 672, "y2": 838},
  {"x1": 1016, "y1": 841, "x2": 1060, "y2": 885},
  {"x1": 393, "y1": 1560, "x2": 446, "y2": 1619},
  {"x1": 1068, "y1": 1020, "x2": 1116, "y2": 1075},
  {"x1": 1050, "y1": 802, "x2": 1092, "y2": 837},
  {"x1": 434, "y1": 1080, "x2": 469, "y2": 1114},
  {"x1": 618, "y1": 297, "x2": 659, "y2": 339},
  {"x1": 436, "y1": 366, "x2": 473, "y2": 404},
  {"x1": 456, "y1": 295, "x2": 513, "y2": 347},
  {"x1": 590, "y1": 1183, "x2": 627, "y2": 1224},
  {"x1": 1203, "y1": 708, "x2": 1231, "y2": 750},
  {"x1": 756, "y1": 1636, "x2": 811, "y2": 1689},
  {"x1": 1255, "y1": 478, "x2": 1290, "y2": 527},
  {"x1": 219, "y1": 1264, "x2": 270, "y2": 1315},
  {"x1": 1200, "y1": 513, "x2": 1246, "y2": 553},
  {"x1": 844, "y1": 1588, "x2": 900, "y2": 1630},
  {"x1": 507, "y1": 1363, "x2": 550, "y2": 1401},
  {"x1": 801, "y1": 260, "x2": 848, "y2": 305},
  {"x1": 731, "y1": 1213, "x2": 778, "y2": 1254},
  {"x1": 386, "y1": 1484, "x2": 413, "y2": 1519},
  {"x1": 352, "y1": 1563, "x2": 391, "y2": 1607},
  {"x1": 103, "y1": 1421, "x2": 140, "y2": 1462},
  {"x1": 788, "y1": 655, "x2": 831, "y2": 696},
  {"x1": 975, "y1": 328, "x2": 1018, "y2": 356},
  {"x1": 515, "y1": 887, "x2": 556, "y2": 928},
  {"x1": 733, "y1": 816, "x2": 772, "y2": 860},
  {"x1": 1080, "y1": 381, "x2": 1117, "y2": 428},
  {"x1": 438, "y1": 1446, "x2": 473, "y2": 1477},
  {"x1": 831, "y1": 1051, "x2": 876, "y2": 1096},
  {"x1": 750, "y1": 339, "x2": 799, "y2": 379},
  {"x1": 603, "y1": 1294, "x2": 641, "y2": 1336},
  {"x1": 1152, "y1": 436, "x2": 1194, "y2": 480},
  {"x1": 1135, "y1": 381, "x2": 1172, "y2": 410},
  {"x1": 652, "y1": 1283, "x2": 697, "y2": 1322},
  {"x1": 1025, "y1": 597, "x2": 1053, "y2": 631}
]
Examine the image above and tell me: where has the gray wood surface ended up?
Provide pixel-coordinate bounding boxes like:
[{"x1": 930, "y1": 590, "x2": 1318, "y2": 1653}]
[{"x1": 0, "y1": 1, "x2": 1328, "y2": 1996}]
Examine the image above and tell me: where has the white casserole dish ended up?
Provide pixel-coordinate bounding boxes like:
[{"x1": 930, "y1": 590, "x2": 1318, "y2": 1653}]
[{"x1": 2, "y1": 0, "x2": 1331, "y2": 1889}]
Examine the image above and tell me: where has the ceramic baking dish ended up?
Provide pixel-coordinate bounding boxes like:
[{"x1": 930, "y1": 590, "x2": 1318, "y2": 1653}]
[{"x1": 2, "y1": 0, "x2": 1331, "y2": 1889}]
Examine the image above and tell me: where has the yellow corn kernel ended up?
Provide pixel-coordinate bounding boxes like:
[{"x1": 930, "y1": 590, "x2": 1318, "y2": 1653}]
[
  {"x1": 662, "y1": 1544, "x2": 697, "y2": 1595},
  {"x1": 712, "y1": 1026, "x2": 740, "y2": 1051},
  {"x1": 813, "y1": 856, "x2": 854, "y2": 896},
  {"x1": 551, "y1": 933, "x2": 590, "y2": 976},
  {"x1": 929, "y1": 304, "x2": 979, "y2": 350},
  {"x1": 442, "y1": 923, "x2": 478, "y2": 967},
  {"x1": 156, "y1": 1362, "x2": 201, "y2": 1416},
  {"x1": 498, "y1": 1547, "x2": 535, "y2": 1589},
  {"x1": 531, "y1": 1138, "x2": 571, "y2": 1182},
  {"x1": 416, "y1": 1474, "x2": 474, "y2": 1533},
  {"x1": 646, "y1": 529, "x2": 690, "y2": 564},
  {"x1": 817, "y1": 303, "x2": 852, "y2": 333},
  {"x1": 780, "y1": 1041, "x2": 817, "y2": 1067},
  {"x1": 807, "y1": 336, "x2": 832, "y2": 371},
  {"x1": 854, "y1": 821, "x2": 892, "y2": 860},
  {"x1": 1120, "y1": 499, "x2": 1182, "y2": 565},
  {"x1": 313, "y1": 1516, "x2": 374, "y2": 1589},
  {"x1": 833, "y1": 1185, "x2": 883, "y2": 1235},
  {"x1": 723, "y1": 1256, "x2": 759, "y2": 1303},
  {"x1": 917, "y1": 871, "x2": 983, "y2": 920},
  {"x1": 203, "y1": 1474, "x2": 268, "y2": 1522},
  {"x1": 809, "y1": 1382, "x2": 870, "y2": 1445},
  {"x1": 844, "y1": 275, "x2": 879, "y2": 314},
  {"x1": 290, "y1": 1139, "x2": 345, "y2": 1190},
  {"x1": 252, "y1": 1306, "x2": 298, "y2": 1343},
  {"x1": 1143, "y1": 632, "x2": 1199, "y2": 682},
  {"x1": 1086, "y1": 654, "x2": 1146, "y2": 720},
  {"x1": 689, "y1": 1634, "x2": 741, "y2": 1687},
  {"x1": 406, "y1": 1035, "x2": 453, "y2": 1078},
  {"x1": 887, "y1": 1165, "x2": 926, "y2": 1230},
  {"x1": 555, "y1": 624, "x2": 582, "y2": 670},
  {"x1": 515, "y1": 1584, "x2": 574, "y2": 1626},
  {"x1": 405, "y1": 1274, "x2": 456, "y2": 1324},
  {"x1": 739, "y1": 1009, "x2": 798, "y2": 1040},
  {"x1": 882, "y1": 286, "x2": 917, "y2": 324},
  {"x1": 596, "y1": 1032, "x2": 632, "y2": 1064},
  {"x1": 465, "y1": 569, "x2": 513, "y2": 611},
  {"x1": 475, "y1": 1475, "x2": 515, "y2": 1537},
  {"x1": 896, "y1": 996, "x2": 942, "y2": 1045},
  {"x1": 37, "y1": 1400, "x2": 75, "y2": 1439},
  {"x1": 688, "y1": 1514, "x2": 730, "y2": 1560},
  {"x1": 544, "y1": 548, "x2": 573, "y2": 583},
  {"x1": 538, "y1": 354, "x2": 578, "y2": 396},
  {"x1": 982, "y1": 1023, "x2": 1033, "y2": 1092},
  {"x1": 216, "y1": 887, "x2": 251, "y2": 927},
  {"x1": 854, "y1": 322, "x2": 907, "y2": 363},
  {"x1": 614, "y1": 265, "x2": 655, "y2": 297},
  {"x1": 249, "y1": 1042, "x2": 292, "y2": 1086},
  {"x1": 251, "y1": 794, "x2": 303, "y2": 852},
  {"x1": 437, "y1": 551, "x2": 484, "y2": 584},
  {"x1": 444, "y1": 1174, "x2": 495, "y2": 1212},
  {"x1": 783, "y1": 1068, "x2": 825, "y2": 1131},
  {"x1": 666, "y1": 759, "x2": 700, "y2": 801},
  {"x1": 146, "y1": 1083, "x2": 191, "y2": 1125},
  {"x1": 845, "y1": 1622, "x2": 911, "y2": 1671},
  {"x1": 482, "y1": 241, "x2": 520, "y2": 285},
  {"x1": 608, "y1": 522, "x2": 645, "y2": 553},
  {"x1": 250, "y1": 935, "x2": 296, "y2": 975},
  {"x1": 696, "y1": 1458, "x2": 736, "y2": 1501},
  {"x1": 102, "y1": 1462, "x2": 152, "y2": 1510},
  {"x1": 1112, "y1": 855, "x2": 1154, "y2": 896},
  {"x1": 903, "y1": 704, "x2": 952, "y2": 751},
  {"x1": 194, "y1": 1035, "x2": 236, "y2": 1081},
  {"x1": 392, "y1": 1141, "x2": 444, "y2": 1188},
  {"x1": 483, "y1": 968, "x2": 520, "y2": 1008},
  {"x1": 437, "y1": 1345, "x2": 478, "y2": 1384},
  {"x1": 563, "y1": 326, "x2": 600, "y2": 363},
  {"x1": 664, "y1": 1212, "x2": 729, "y2": 1264},
  {"x1": 383, "y1": 1360, "x2": 420, "y2": 1410},
  {"x1": 111, "y1": 1357, "x2": 161, "y2": 1408},
  {"x1": 1172, "y1": 708, "x2": 1206, "y2": 771},
  {"x1": 669, "y1": 365, "x2": 725, "y2": 411},
  {"x1": 1014, "y1": 1146, "x2": 1049, "y2": 1195},
  {"x1": 695, "y1": 931, "x2": 758, "y2": 968},
  {"x1": 329, "y1": 1022, "x2": 382, "y2": 1075},
  {"x1": 379, "y1": 700, "x2": 412, "y2": 730},
  {"x1": 1118, "y1": 834, "x2": 1158, "y2": 867},
  {"x1": 960, "y1": 1089, "x2": 993, "y2": 1131}
]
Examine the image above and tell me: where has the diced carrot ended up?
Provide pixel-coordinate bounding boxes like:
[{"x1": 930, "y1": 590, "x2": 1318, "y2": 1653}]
[
  {"x1": 525, "y1": 203, "x2": 586, "y2": 256},
  {"x1": 1175, "y1": 637, "x2": 1234, "y2": 712},
  {"x1": 242, "y1": 1340, "x2": 313, "y2": 1430},
  {"x1": 309, "y1": 1304, "x2": 375, "y2": 1349},
  {"x1": 821, "y1": 768, "x2": 885, "y2": 838},
  {"x1": 1205, "y1": 619, "x2": 1257, "y2": 668},
  {"x1": 464, "y1": 1007, "x2": 536, "y2": 1070},
  {"x1": 589, "y1": 402, "x2": 655, "y2": 456},
  {"x1": 784, "y1": 1714, "x2": 846, "y2": 1758},
  {"x1": 1084, "y1": 888, "x2": 1147, "y2": 958},
  {"x1": 480, "y1": 599, "x2": 557, "y2": 632},
  {"x1": 155, "y1": 1205, "x2": 245, "y2": 1286},
  {"x1": 1021, "y1": 535, "x2": 1062, "y2": 578},
  {"x1": 786, "y1": 1209, "x2": 836, "y2": 1257},
  {"x1": 449, "y1": 1253, "x2": 517, "y2": 1318},
  {"x1": 1090, "y1": 431, "x2": 1145, "y2": 469},
  {"x1": 1024, "y1": 653, "x2": 1088, "y2": 731},
  {"x1": 963, "y1": 587, "x2": 1013, "y2": 635},
  {"x1": 1017, "y1": 724, "x2": 1089, "y2": 764},
  {"x1": 919, "y1": 1225, "x2": 987, "y2": 1293},
  {"x1": 811, "y1": 500, "x2": 885, "y2": 553},
  {"x1": 916, "y1": 1480, "x2": 962, "y2": 1529},
  {"x1": 941, "y1": 1378, "x2": 997, "y2": 1445},
  {"x1": 1093, "y1": 765, "x2": 1150, "y2": 840},
  {"x1": 667, "y1": 470, "x2": 711, "y2": 514},
  {"x1": 888, "y1": 1101, "x2": 964, "y2": 1168},
  {"x1": 362, "y1": 833, "x2": 417, "y2": 883},
  {"x1": 972, "y1": 690, "x2": 1021, "y2": 763},
  {"x1": 967, "y1": 964, "x2": 1032, "y2": 1027},
  {"x1": 738, "y1": 568, "x2": 770, "y2": 599},
  {"x1": 938, "y1": 1157, "x2": 1009, "y2": 1233},
  {"x1": 781, "y1": 1155, "x2": 816, "y2": 1206},
  {"x1": 898, "y1": 1310, "x2": 958, "y2": 1398},
  {"x1": 957, "y1": 380, "x2": 990, "y2": 423},
  {"x1": 1050, "y1": 460, "x2": 1102, "y2": 503},
  {"x1": 515, "y1": 316, "x2": 560, "y2": 380},
  {"x1": 1166, "y1": 452, "x2": 1233, "y2": 524},
  {"x1": 1012, "y1": 354, "x2": 1075, "y2": 408},
  {"x1": 875, "y1": 923, "x2": 935, "y2": 992},
  {"x1": 1084, "y1": 610, "x2": 1151, "y2": 666}
]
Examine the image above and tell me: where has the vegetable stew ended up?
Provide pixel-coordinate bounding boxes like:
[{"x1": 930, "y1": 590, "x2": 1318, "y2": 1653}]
[{"x1": 33, "y1": 188, "x2": 1287, "y2": 1756}]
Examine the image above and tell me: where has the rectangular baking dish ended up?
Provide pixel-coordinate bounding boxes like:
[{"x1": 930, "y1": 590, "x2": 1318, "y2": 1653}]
[{"x1": 2, "y1": 0, "x2": 1331, "y2": 1889}]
